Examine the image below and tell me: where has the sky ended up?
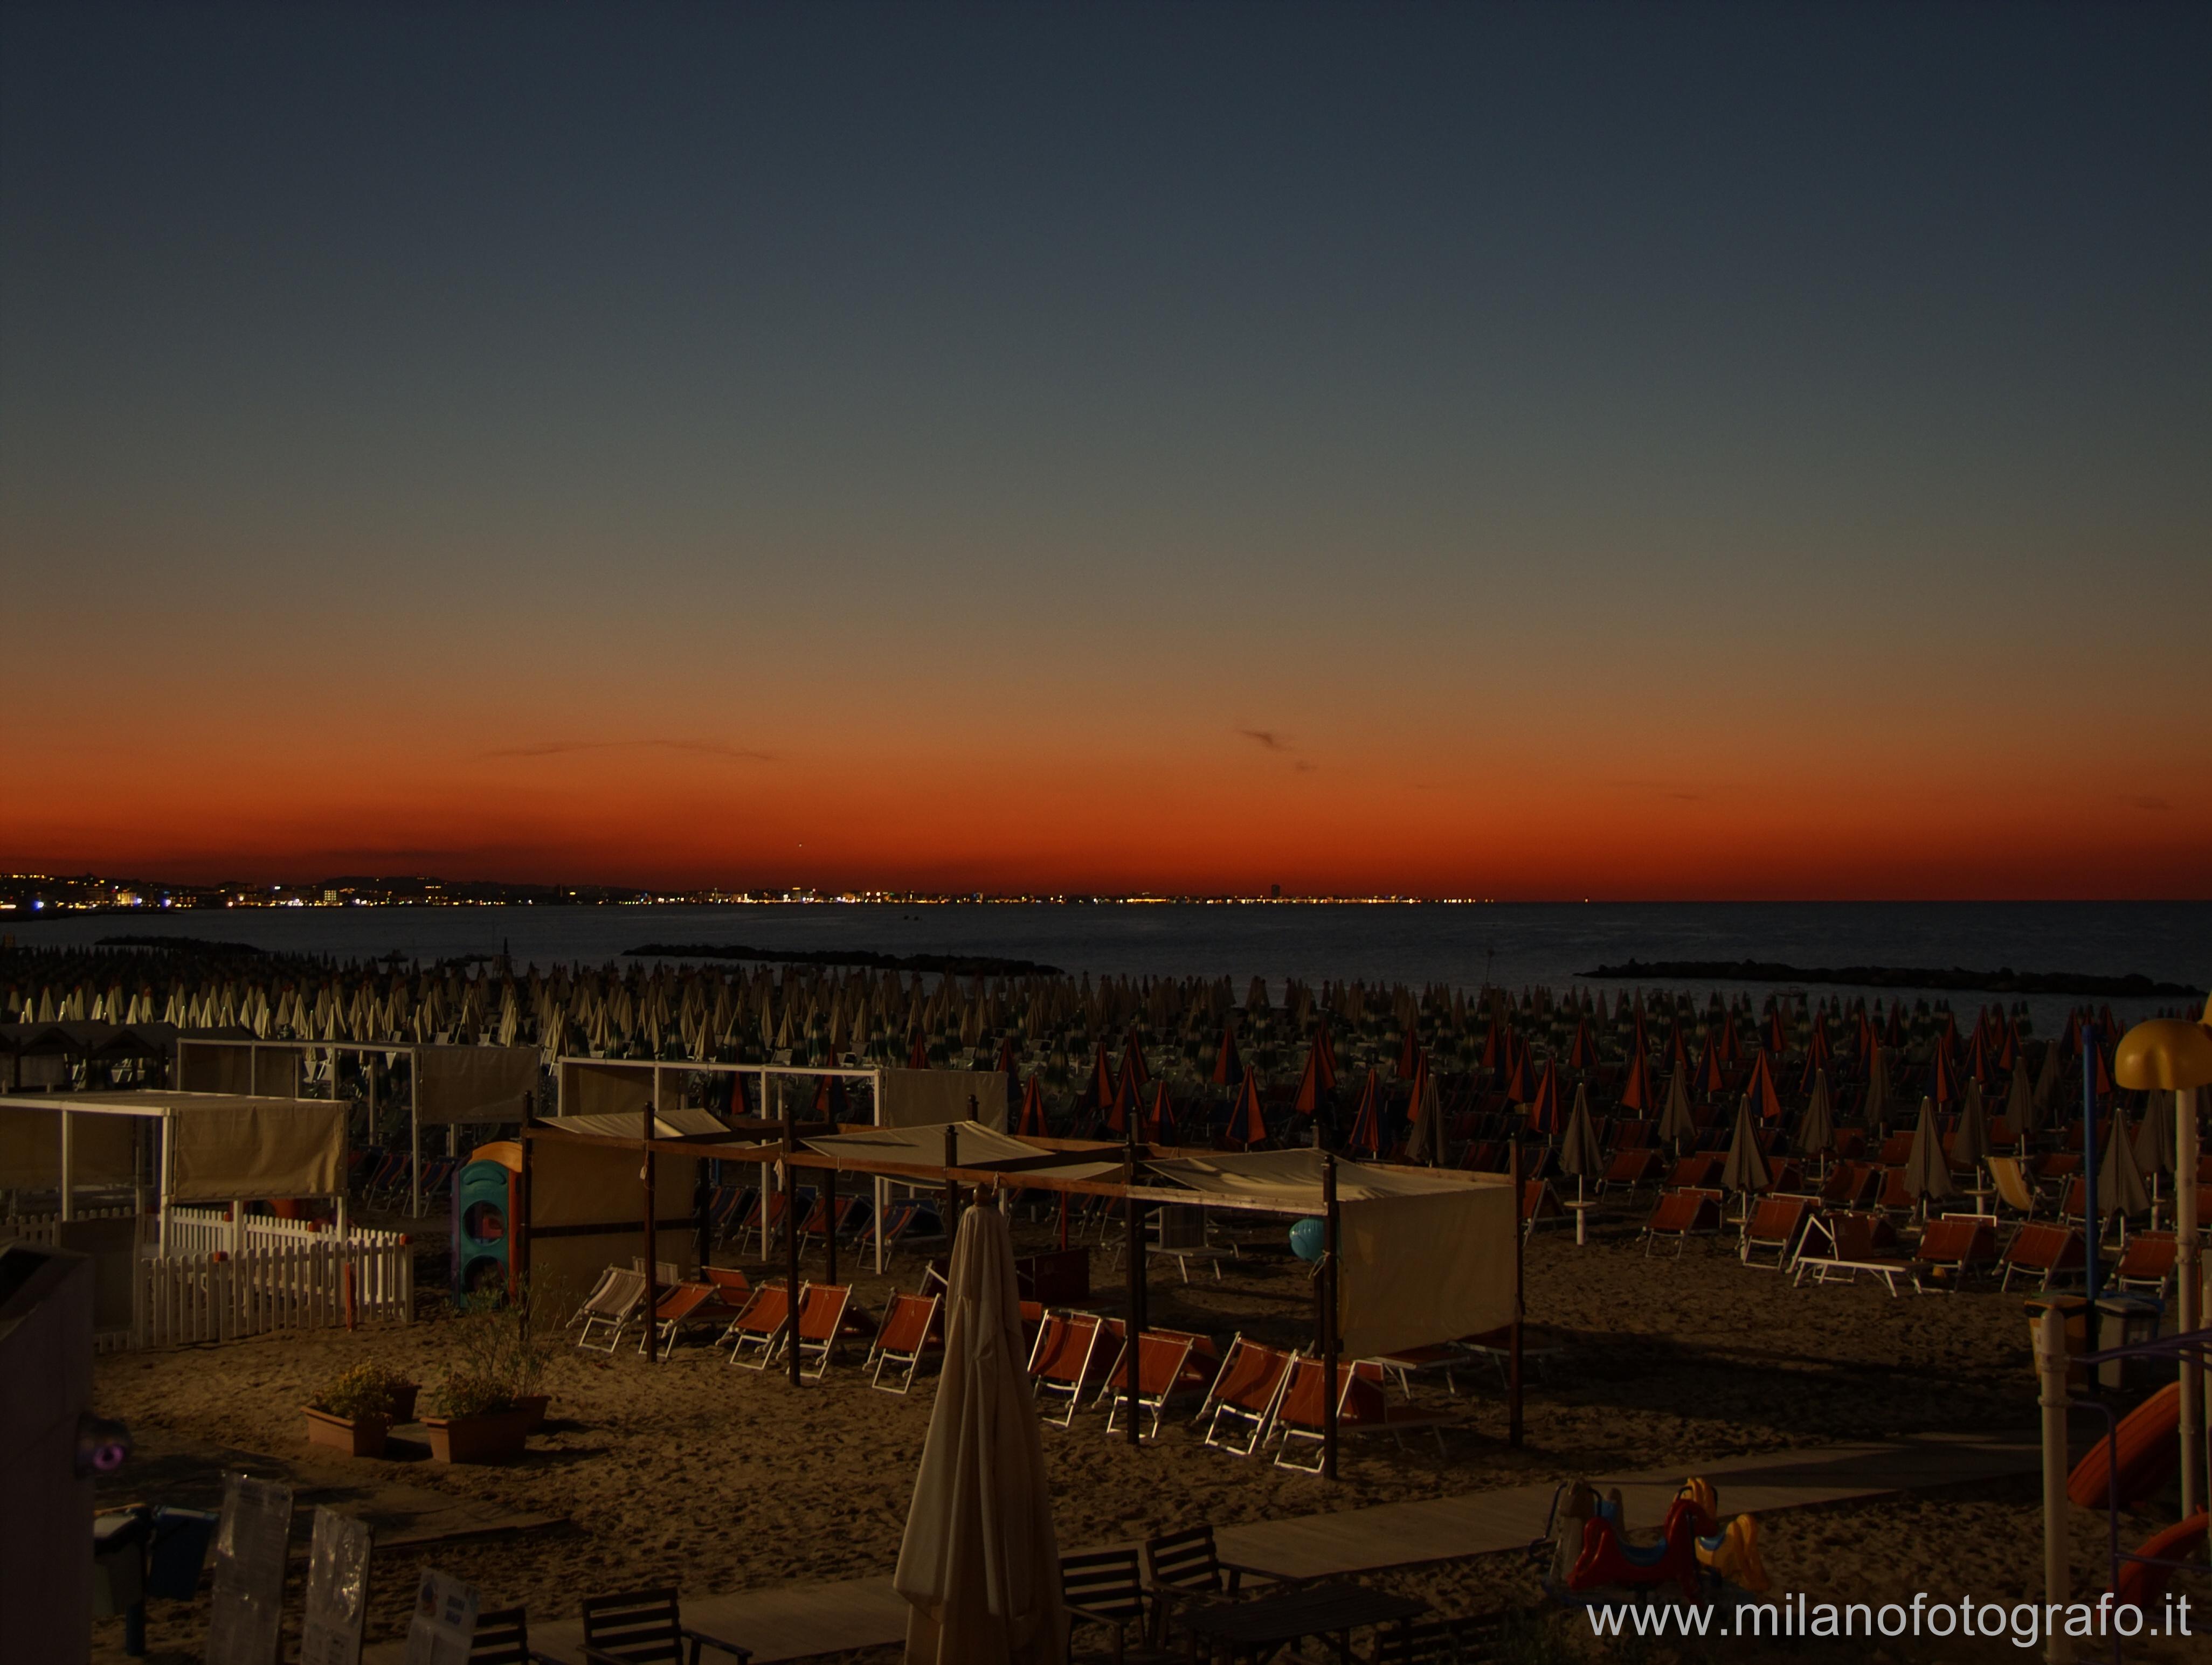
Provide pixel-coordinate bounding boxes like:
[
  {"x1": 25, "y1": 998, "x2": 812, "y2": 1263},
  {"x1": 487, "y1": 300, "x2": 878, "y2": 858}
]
[{"x1": 3, "y1": 2, "x2": 2208, "y2": 899}]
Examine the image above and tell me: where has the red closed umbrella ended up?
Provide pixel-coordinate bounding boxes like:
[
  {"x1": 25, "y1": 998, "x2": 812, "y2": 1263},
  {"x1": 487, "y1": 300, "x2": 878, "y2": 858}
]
[
  {"x1": 1347, "y1": 1069, "x2": 1384, "y2": 1157},
  {"x1": 1225, "y1": 1074, "x2": 1268, "y2": 1149}
]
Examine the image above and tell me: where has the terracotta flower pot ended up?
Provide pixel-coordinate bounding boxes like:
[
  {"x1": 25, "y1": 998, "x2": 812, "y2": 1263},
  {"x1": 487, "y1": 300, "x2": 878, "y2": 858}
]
[
  {"x1": 387, "y1": 1381, "x2": 420, "y2": 1423},
  {"x1": 423, "y1": 1409, "x2": 528, "y2": 1465},
  {"x1": 303, "y1": 1407, "x2": 389, "y2": 1459},
  {"x1": 511, "y1": 1393, "x2": 549, "y2": 1431}
]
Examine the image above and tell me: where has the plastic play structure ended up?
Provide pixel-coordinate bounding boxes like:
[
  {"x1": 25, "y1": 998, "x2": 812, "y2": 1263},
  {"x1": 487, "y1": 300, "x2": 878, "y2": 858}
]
[{"x1": 1537, "y1": 1476, "x2": 1766, "y2": 1602}]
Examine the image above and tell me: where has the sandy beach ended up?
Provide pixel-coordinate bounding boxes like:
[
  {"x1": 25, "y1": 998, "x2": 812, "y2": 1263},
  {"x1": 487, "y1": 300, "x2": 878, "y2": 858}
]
[{"x1": 87, "y1": 1202, "x2": 2204, "y2": 1663}]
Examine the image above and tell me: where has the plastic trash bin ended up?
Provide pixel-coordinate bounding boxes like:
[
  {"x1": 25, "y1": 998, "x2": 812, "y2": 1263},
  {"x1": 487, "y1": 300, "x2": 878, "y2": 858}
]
[{"x1": 145, "y1": 1506, "x2": 217, "y2": 1600}]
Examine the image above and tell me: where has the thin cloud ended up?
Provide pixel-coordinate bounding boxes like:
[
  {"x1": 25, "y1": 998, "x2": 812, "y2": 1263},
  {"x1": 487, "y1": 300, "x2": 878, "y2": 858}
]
[
  {"x1": 480, "y1": 739, "x2": 779, "y2": 763},
  {"x1": 2128, "y1": 795, "x2": 2172, "y2": 812},
  {"x1": 1237, "y1": 726, "x2": 1318, "y2": 775},
  {"x1": 1238, "y1": 729, "x2": 1288, "y2": 752}
]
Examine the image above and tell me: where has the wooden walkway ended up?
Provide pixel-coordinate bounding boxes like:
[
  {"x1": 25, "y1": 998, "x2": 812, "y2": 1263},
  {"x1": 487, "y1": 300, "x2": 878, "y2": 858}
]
[{"x1": 378, "y1": 1431, "x2": 2040, "y2": 1663}]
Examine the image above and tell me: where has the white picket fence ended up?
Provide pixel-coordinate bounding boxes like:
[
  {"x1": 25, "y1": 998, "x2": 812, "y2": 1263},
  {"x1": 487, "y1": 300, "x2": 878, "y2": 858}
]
[{"x1": 5, "y1": 1208, "x2": 414, "y2": 1348}]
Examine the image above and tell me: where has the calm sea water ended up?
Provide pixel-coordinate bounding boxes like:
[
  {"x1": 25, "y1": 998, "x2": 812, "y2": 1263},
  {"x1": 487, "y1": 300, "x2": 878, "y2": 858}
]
[{"x1": 9, "y1": 902, "x2": 2206, "y2": 1034}]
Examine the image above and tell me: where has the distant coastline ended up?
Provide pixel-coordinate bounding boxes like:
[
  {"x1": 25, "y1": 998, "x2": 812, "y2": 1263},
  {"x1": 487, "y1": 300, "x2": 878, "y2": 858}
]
[
  {"x1": 624, "y1": 941, "x2": 1064, "y2": 976},
  {"x1": 1579, "y1": 958, "x2": 2203, "y2": 998}
]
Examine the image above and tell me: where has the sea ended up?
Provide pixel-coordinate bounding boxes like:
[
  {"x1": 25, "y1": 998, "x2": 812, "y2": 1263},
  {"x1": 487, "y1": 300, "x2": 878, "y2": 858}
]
[{"x1": 8, "y1": 901, "x2": 2207, "y2": 1037}]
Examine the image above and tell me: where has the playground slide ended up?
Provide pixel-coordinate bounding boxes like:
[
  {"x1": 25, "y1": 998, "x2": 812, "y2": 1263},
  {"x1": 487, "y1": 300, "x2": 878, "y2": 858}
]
[
  {"x1": 2067, "y1": 1381, "x2": 2180, "y2": 1510},
  {"x1": 2113, "y1": 1512, "x2": 2208, "y2": 1611}
]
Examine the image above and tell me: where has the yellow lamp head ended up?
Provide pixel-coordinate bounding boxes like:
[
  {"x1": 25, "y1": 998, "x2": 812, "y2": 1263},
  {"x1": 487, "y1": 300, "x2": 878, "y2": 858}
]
[{"x1": 2114, "y1": 1017, "x2": 2212, "y2": 1092}]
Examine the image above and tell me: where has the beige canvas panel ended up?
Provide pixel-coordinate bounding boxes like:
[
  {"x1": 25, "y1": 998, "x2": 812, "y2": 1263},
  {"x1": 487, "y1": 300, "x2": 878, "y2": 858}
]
[
  {"x1": 561, "y1": 1060, "x2": 657, "y2": 1121},
  {"x1": 416, "y1": 1045, "x2": 538, "y2": 1124},
  {"x1": 168, "y1": 1100, "x2": 344, "y2": 1201},
  {"x1": 529, "y1": 1130, "x2": 700, "y2": 1229},
  {"x1": 879, "y1": 1069, "x2": 1007, "y2": 1132},
  {"x1": 1337, "y1": 1181, "x2": 1516, "y2": 1359}
]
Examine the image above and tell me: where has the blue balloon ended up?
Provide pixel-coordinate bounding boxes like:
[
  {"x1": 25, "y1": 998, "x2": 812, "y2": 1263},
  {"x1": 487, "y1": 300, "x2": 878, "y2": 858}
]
[{"x1": 1288, "y1": 1217, "x2": 1325, "y2": 1262}]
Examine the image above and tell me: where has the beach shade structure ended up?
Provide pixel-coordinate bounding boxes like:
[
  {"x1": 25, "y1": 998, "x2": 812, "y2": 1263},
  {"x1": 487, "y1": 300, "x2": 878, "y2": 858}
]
[
  {"x1": 1142, "y1": 1083, "x2": 1181, "y2": 1147},
  {"x1": 1925, "y1": 1043, "x2": 1960, "y2": 1108},
  {"x1": 1619, "y1": 1046, "x2": 1654, "y2": 1116},
  {"x1": 2113, "y1": 1014, "x2": 2212, "y2": 1522},
  {"x1": 2084, "y1": 1038, "x2": 2116, "y2": 1103},
  {"x1": 1210, "y1": 1021, "x2": 1245, "y2": 1088},
  {"x1": 1765, "y1": 1010, "x2": 1789, "y2": 1058},
  {"x1": 2005, "y1": 1060, "x2": 2039, "y2": 1141},
  {"x1": 1719, "y1": 1096, "x2": 1771, "y2": 1196},
  {"x1": 1102, "y1": 1072, "x2": 1137, "y2": 1137},
  {"x1": 893, "y1": 1202, "x2": 1066, "y2": 1665},
  {"x1": 1665, "y1": 1022, "x2": 1691, "y2": 1076},
  {"x1": 1951, "y1": 1078, "x2": 1993, "y2": 1176},
  {"x1": 1656, "y1": 1063, "x2": 1697, "y2": 1151},
  {"x1": 1501, "y1": 1039, "x2": 1533, "y2": 1106},
  {"x1": 1225, "y1": 1074, "x2": 1269, "y2": 1150},
  {"x1": 1864, "y1": 1047, "x2": 1892, "y2": 1131},
  {"x1": 1962, "y1": 1023, "x2": 1992, "y2": 1086},
  {"x1": 1566, "y1": 1018, "x2": 1596, "y2": 1073},
  {"x1": 1743, "y1": 1051, "x2": 1784, "y2": 1123},
  {"x1": 1479, "y1": 1016, "x2": 1505, "y2": 1074},
  {"x1": 1994, "y1": 1019, "x2": 2021, "y2": 1074},
  {"x1": 1795, "y1": 1070, "x2": 1836, "y2": 1166},
  {"x1": 1405, "y1": 1052, "x2": 1447, "y2": 1166},
  {"x1": 1799, "y1": 1022, "x2": 1834, "y2": 1094},
  {"x1": 2097, "y1": 1114, "x2": 2151, "y2": 1220},
  {"x1": 1526, "y1": 1060, "x2": 1565, "y2": 1138},
  {"x1": 1346, "y1": 1069, "x2": 1385, "y2": 1158},
  {"x1": 1903, "y1": 1098, "x2": 1953, "y2": 1209},
  {"x1": 1693, "y1": 1035, "x2": 1727, "y2": 1098},
  {"x1": 1557, "y1": 1083, "x2": 1605, "y2": 1204},
  {"x1": 1013, "y1": 1076, "x2": 1049, "y2": 1140},
  {"x1": 1291, "y1": 1046, "x2": 1333, "y2": 1122},
  {"x1": 1084, "y1": 1044, "x2": 1116, "y2": 1119}
]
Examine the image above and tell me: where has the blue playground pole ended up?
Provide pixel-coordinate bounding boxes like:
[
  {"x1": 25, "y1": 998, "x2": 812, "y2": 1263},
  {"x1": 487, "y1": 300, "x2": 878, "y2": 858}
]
[{"x1": 2082, "y1": 1037, "x2": 2099, "y2": 1305}]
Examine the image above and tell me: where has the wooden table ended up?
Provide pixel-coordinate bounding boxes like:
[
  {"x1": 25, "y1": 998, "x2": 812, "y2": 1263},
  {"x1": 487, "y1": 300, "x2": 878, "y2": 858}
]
[{"x1": 1173, "y1": 1580, "x2": 1425, "y2": 1662}]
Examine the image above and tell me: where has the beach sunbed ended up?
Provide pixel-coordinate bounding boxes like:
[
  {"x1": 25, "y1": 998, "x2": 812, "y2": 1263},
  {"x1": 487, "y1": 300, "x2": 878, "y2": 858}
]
[
  {"x1": 865, "y1": 1290, "x2": 943, "y2": 1393},
  {"x1": 699, "y1": 1265, "x2": 751, "y2": 1313},
  {"x1": 1665, "y1": 1154, "x2": 1722, "y2": 1191},
  {"x1": 723, "y1": 1283, "x2": 792, "y2": 1369},
  {"x1": 576, "y1": 1586, "x2": 749, "y2": 1665},
  {"x1": 1195, "y1": 1336, "x2": 1295, "y2": 1457},
  {"x1": 573, "y1": 1267, "x2": 647, "y2": 1352},
  {"x1": 1987, "y1": 1155, "x2": 2040, "y2": 1217},
  {"x1": 1641, "y1": 1189, "x2": 1722, "y2": 1255},
  {"x1": 790, "y1": 1281, "x2": 852, "y2": 1378},
  {"x1": 1792, "y1": 1211, "x2": 1914, "y2": 1295},
  {"x1": 1600, "y1": 1148, "x2": 1662, "y2": 1195},
  {"x1": 1999, "y1": 1223, "x2": 2086, "y2": 1292},
  {"x1": 638, "y1": 1280, "x2": 720, "y2": 1362},
  {"x1": 1271, "y1": 1357, "x2": 1447, "y2": 1472},
  {"x1": 1100, "y1": 1330, "x2": 1200, "y2": 1440},
  {"x1": 2117, "y1": 1232, "x2": 2178, "y2": 1302},
  {"x1": 1911, "y1": 1215, "x2": 2000, "y2": 1291},
  {"x1": 1376, "y1": 1343, "x2": 1463, "y2": 1398},
  {"x1": 1738, "y1": 1196, "x2": 1812, "y2": 1269},
  {"x1": 1522, "y1": 1178, "x2": 1565, "y2": 1236},
  {"x1": 1029, "y1": 1311, "x2": 1109, "y2": 1425}
]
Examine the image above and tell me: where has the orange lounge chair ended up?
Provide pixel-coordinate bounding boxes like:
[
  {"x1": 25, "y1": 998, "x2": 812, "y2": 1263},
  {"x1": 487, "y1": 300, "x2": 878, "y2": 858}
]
[
  {"x1": 1099, "y1": 1330, "x2": 1201, "y2": 1440},
  {"x1": 638, "y1": 1280, "x2": 721, "y2": 1362},
  {"x1": 1666, "y1": 1154, "x2": 1723, "y2": 1191},
  {"x1": 1600, "y1": 1148, "x2": 1662, "y2": 1195},
  {"x1": 2115, "y1": 1231, "x2": 2178, "y2": 1302},
  {"x1": 1522, "y1": 1178, "x2": 1565, "y2": 1234},
  {"x1": 789, "y1": 1282, "x2": 852, "y2": 1378},
  {"x1": 1912, "y1": 1215, "x2": 2000, "y2": 1290},
  {"x1": 2000, "y1": 1223, "x2": 2086, "y2": 1292},
  {"x1": 1792, "y1": 1211, "x2": 1914, "y2": 1295},
  {"x1": 723, "y1": 1282, "x2": 792, "y2": 1369},
  {"x1": 1195, "y1": 1335, "x2": 1295, "y2": 1456},
  {"x1": 865, "y1": 1291, "x2": 943, "y2": 1394},
  {"x1": 1642, "y1": 1189, "x2": 1722, "y2": 1255},
  {"x1": 1028, "y1": 1311, "x2": 1109, "y2": 1426},
  {"x1": 1738, "y1": 1196, "x2": 1812, "y2": 1269},
  {"x1": 1271, "y1": 1358, "x2": 1447, "y2": 1472}
]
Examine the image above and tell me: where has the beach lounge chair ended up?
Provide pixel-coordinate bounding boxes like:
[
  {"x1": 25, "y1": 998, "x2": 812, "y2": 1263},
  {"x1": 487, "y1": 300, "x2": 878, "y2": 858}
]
[
  {"x1": 1029, "y1": 1312, "x2": 1109, "y2": 1425},
  {"x1": 1521, "y1": 1178, "x2": 1565, "y2": 1236},
  {"x1": 1911, "y1": 1215, "x2": 2000, "y2": 1290},
  {"x1": 723, "y1": 1283, "x2": 792, "y2": 1369},
  {"x1": 699, "y1": 1265, "x2": 751, "y2": 1312},
  {"x1": 639, "y1": 1281, "x2": 721, "y2": 1362},
  {"x1": 1665, "y1": 1154, "x2": 1722, "y2": 1191},
  {"x1": 1060, "y1": 1549, "x2": 1161, "y2": 1665},
  {"x1": 789, "y1": 1282, "x2": 852, "y2": 1378},
  {"x1": 1819, "y1": 1162, "x2": 1880, "y2": 1209},
  {"x1": 1151, "y1": 1204, "x2": 1234, "y2": 1282},
  {"x1": 1987, "y1": 1155, "x2": 2040, "y2": 1217},
  {"x1": 1878, "y1": 1133, "x2": 1914, "y2": 1166},
  {"x1": 1457, "y1": 1323, "x2": 1564, "y2": 1388},
  {"x1": 573, "y1": 1267, "x2": 647, "y2": 1352},
  {"x1": 865, "y1": 1291, "x2": 942, "y2": 1393},
  {"x1": 466, "y1": 1605, "x2": 538, "y2": 1664},
  {"x1": 1271, "y1": 1358, "x2": 1447, "y2": 1472},
  {"x1": 576, "y1": 1587, "x2": 749, "y2": 1664},
  {"x1": 1999, "y1": 1223, "x2": 2086, "y2": 1292},
  {"x1": 1738, "y1": 1196, "x2": 1812, "y2": 1269},
  {"x1": 1600, "y1": 1148, "x2": 1662, "y2": 1195},
  {"x1": 2116, "y1": 1231, "x2": 2178, "y2": 1302},
  {"x1": 1641, "y1": 1189, "x2": 1722, "y2": 1255},
  {"x1": 1194, "y1": 1336, "x2": 1295, "y2": 1456},
  {"x1": 1377, "y1": 1344, "x2": 1463, "y2": 1398},
  {"x1": 1792, "y1": 1212, "x2": 1914, "y2": 1295},
  {"x1": 1100, "y1": 1330, "x2": 1203, "y2": 1440}
]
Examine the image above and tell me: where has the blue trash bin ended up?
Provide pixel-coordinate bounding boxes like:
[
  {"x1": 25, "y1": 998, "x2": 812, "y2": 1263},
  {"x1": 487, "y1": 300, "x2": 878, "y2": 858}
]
[{"x1": 144, "y1": 1507, "x2": 217, "y2": 1601}]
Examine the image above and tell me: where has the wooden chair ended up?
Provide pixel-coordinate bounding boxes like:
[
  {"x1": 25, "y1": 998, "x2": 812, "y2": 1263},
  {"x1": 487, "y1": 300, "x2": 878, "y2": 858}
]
[
  {"x1": 577, "y1": 1587, "x2": 749, "y2": 1664},
  {"x1": 467, "y1": 1606, "x2": 538, "y2": 1665},
  {"x1": 1061, "y1": 1548, "x2": 1164, "y2": 1664},
  {"x1": 1142, "y1": 1525, "x2": 1250, "y2": 1649}
]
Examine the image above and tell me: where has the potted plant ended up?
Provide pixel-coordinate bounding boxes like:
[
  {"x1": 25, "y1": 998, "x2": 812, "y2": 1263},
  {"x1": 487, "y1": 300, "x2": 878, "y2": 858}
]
[
  {"x1": 303, "y1": 1363, "x2": 393, "y2": 1458},
  {"x1": 420, "y1": 1370, "x2": 526, "y2": 1464}
]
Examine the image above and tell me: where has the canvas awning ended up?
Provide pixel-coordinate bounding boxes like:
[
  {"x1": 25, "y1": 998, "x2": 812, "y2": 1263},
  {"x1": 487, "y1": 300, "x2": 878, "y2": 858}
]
[
  {"x1": 806, "y1": 1120, "x2": 1122, "y2": 1182},
  {"x1": 554, "y1": 1106, "x2": 733, "y2": 1141},
  {"x1": 0, "y1": 1090, "x2": 345, "y2": 1202}
]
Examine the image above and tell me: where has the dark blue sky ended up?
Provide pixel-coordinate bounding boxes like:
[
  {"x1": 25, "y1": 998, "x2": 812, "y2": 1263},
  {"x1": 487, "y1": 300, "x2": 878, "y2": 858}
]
[{"x1": 4, "y1": 3, "x2": 2207, "y2": 895}]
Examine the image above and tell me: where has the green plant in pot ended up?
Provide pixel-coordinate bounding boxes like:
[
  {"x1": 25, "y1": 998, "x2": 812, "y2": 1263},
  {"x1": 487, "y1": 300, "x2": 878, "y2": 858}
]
[
  {"x1": 423, "y1": 1286, "x2": 556, "y2": 1462},
  {"x1": 304, "y1": 1362, "x2": 393, "y2": 1458}
]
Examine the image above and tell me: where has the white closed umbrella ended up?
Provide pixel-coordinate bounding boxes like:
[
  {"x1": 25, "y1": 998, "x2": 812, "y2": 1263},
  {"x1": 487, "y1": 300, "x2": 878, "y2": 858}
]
[{"x1": 895, "y1": 1201, "x2": 1065, "y2": 1665}]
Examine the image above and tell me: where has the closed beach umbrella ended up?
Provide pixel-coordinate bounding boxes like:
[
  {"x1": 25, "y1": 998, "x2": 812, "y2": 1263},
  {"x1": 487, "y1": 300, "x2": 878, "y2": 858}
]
[
  {"x1": 1951, "y1": 1078, "x2": 1992, "y2": 1174},
  {"x1": 1526, "y1": 1059, "x2": 1565, "y2": 1137},
  {"x1": 1743, "y1": 1051, "x2": 1784, "y2": 1122},
  {"x1": 1619, "y1": 1046, "x2": 1654, "y2": 1115},
  {"x1": 1864, "y1": 1046, "x2": 1892, "y2": 1131},
  {"x1": 1558, "y1": 1082, "x2": 1604, "y2": 1201},
  {"x1": 1210, "y1": 1019, "x2": 1245, "y2": 1087},
  {"x1": 1795, "y1": 1069, "x2": 1836, "y2": 1160},
  {"x1": 1013, "y1": 1076, "x2": 1049, "y2": 1140},
  {"x1": 2132, "y1": 1092, "x2": 2175, "y2": 1180},
  {"x1": 2004, "y1": 1062, "x2": 2038, "y2": 1140},
  {"x1": 1347, "y1": 1068, "x2": 1385, "y2": 1157},
  {"x1": 1720, "y1": 1095, "x2": 1770, "y2": 1195},
  {"x1": 1405, "y1": 1053, "x2": 1447, "y2": 1166},
  {"x1": 1226, "y1": 1074, "x2": 1268, "y2": 1149},
  {"x1": 2098, "y1": 1114, "x2": 2151, "y2": 1218},
  {"x1": 895, "y1": 1203, "x2": 1065, "y2": 1665},
  {"x1": 1656, "y1": 1063, "x2": 1697, "y2": 1150},
  {"x1": 1903, "y1": 1097, "x2": 1953, "y2": 1206}
]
